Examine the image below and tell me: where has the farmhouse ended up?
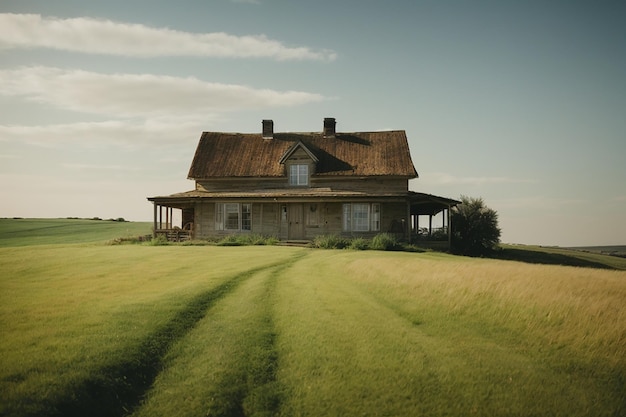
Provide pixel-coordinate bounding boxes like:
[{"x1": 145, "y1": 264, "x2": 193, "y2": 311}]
[{"x1": 148, "y1": 118, "x2": 459, "y2": 247}]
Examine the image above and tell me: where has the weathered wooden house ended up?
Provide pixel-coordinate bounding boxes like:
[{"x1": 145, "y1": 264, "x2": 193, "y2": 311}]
[{"x1": 148, "y1": 118, "x2": 459, "y2": 246}]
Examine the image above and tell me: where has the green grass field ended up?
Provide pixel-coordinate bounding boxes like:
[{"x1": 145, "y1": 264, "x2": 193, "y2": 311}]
[
  {"x1": 1, "y1": 219, "x2": 625, "y2": 416},
  {"x1": 0, "y1": 218, "x2": 151, "y2": 247}
]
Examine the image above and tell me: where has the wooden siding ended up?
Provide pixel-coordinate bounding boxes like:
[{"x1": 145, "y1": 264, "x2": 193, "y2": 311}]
[
  {"x1": 192, "y1": 201, "x2": 409, "y2": 240},
  {"x1": 252, "y1": 203, "x2": 279, "y2": 236},
  {"x1": 193, "y1": 202, "x2": 214, "y2": 239},
  {"x1": 311, "y1": 177, "x2": 408, "y2": 194}
]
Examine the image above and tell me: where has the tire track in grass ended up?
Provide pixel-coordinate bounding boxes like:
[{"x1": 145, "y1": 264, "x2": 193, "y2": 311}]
[
  {"x1": 199, "y1": 251, "x2": 306, "y2": 417},
  {"x1": 46, "y1": 259, "x2": 293, "y2": 417}
]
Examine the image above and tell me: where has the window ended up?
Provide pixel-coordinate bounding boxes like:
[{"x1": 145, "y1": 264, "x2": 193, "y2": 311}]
[
  {"x1": 342, "y1": 203, "x2": 381, "y2": 232},
  {"x1": 242, "y1": 204, "x2": 251, "y2": 230},
  {"x1": 289, "y1": 164, "x2": 309, "y2": 186},
  {"x1": 215, "y1": 203, "x2": 251, "y2": 231},
  {"x1": 225, "y1": 203, "x2": 239, "y2": 230}
]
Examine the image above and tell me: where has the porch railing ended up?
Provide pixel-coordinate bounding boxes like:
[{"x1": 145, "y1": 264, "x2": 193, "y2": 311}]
[
  {"x1": 413, "y1": 226, "x2": 449, "y2": 241},
  {"x1": 155, "y1": 228, "x2": 193, "y2": 242}
]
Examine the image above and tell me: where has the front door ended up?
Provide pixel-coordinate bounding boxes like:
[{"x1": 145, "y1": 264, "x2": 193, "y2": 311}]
[{"x1": 287, "y1": 203, "x2": 305, "y2": 240}]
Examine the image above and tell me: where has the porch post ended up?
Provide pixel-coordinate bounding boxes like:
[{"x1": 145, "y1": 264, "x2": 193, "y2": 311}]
[
  {"x1": 153, "y1": 203, "x2": 157, "y2": 238},
  {"x1": 406, "y1": 201, "x2": 411, "y2": 244},
  {"x1": 428, "y1": 215, "x2": 433, "y2": 237},
  {"x1": 447, "y1": 204, "x2": 452, "y2": 250}
]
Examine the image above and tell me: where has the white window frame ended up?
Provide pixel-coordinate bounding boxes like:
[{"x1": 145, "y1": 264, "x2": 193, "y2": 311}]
[
  {"x1": 289, "y1": 164, "x2": 309, "y2": 186},
  {"x1": 342, "y1": 203, "x2": 381, "y2": 232},
  {"x1": 215, "y1": 203, "x2": 252, "y2": 231}
]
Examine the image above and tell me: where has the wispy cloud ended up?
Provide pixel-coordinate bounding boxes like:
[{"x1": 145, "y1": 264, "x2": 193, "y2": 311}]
[
  {"x1": 0, "y1": 66, "x2": 327, "y2": 118},
  {"x1": 424, "y1": 172, "x2": 536, "y2": 186},
  {"x1": 0, "y1": 13, "x2": 336, "y2": 61},
  {"x1": 0, "y1": 119, "x2": 207, "y2": 149}
]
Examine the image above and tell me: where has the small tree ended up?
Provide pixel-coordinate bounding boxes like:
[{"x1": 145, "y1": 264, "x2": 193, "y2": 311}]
[{"x1": 451, "y1": 196, "x2": 501, "y2": 256}]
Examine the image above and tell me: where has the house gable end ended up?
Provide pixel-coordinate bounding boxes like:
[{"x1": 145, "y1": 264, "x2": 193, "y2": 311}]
[{"x1": 279, "y1": 141, "x2": 319, "y2": 165}]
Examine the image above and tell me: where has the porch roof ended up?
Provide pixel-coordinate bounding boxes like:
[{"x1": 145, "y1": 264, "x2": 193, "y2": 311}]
[
  {"x1": 148, "y1": 188, "x2": 409, "y2": 205},
  {"x1": 408, "y1": 192, "x2": 461, "y2": 216},
  {"x1": 148, "y1": 189, "x2": 460, "y2": 212}
]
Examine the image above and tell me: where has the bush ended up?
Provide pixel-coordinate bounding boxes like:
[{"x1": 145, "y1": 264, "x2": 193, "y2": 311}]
[
  {"x1": 311, "y1": 235, "x2": 349, "y2": 249},
  {"x1": 451, "y1": 196, "x2": 501, "y2": 256},
  {"x1": 349, "y1": 238, "x2": 369, "y2": 250},
  {"x1": 147, "y1": 234, "x2": 170, "y2": 246},
  {"x1": 216, "y1": 234, "x2": 278, "y2": 246},
  {"x1": 107, "y1": 235, "x2": 149, "y2": 245},
  {"x1": 370, "y1": 233, "x2": 400, "y2": 251},
  {"x1": 216, "y1": 235, "x2": 244, "y2": 246}
]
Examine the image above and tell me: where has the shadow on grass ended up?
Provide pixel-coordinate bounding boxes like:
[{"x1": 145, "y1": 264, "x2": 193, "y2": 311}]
[
  {"x1": 490, "y1": 247, "x2": 617, "y2": 270},
  {"x1": 45, "y1": 264, "x2": 277, "y2": 417}
]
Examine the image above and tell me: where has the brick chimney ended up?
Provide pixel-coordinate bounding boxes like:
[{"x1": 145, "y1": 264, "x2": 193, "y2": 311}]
[
  {"x1": 323, "y1": 117, "x2": 336, "y2": 137},
  {"x1": 262, "y1": 119, "x2": 274, "y2": 139}
]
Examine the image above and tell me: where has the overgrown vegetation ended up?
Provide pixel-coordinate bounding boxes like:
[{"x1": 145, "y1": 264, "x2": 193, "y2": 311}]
[
  {"x1": 311, "y1": 233, "x2": 403, "y2": 251},
  {"x1": 311, "y1": 234, "x2": 350, "y2": 249},
  {"x1": 451, "y1": 195, "x2": 501, "y2": 256},
  {"x1": 369, "y1": 232, "x2": 401, "y2": 250},
  {"x1": 144, "y1": 233, "x2": 280, "y2": 247},
  {"x1": 213, "y1": 233, "x2": 279, "y2": 246}
]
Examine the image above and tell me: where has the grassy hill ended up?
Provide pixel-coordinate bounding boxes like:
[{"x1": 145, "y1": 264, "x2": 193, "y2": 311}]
[
  {"x1": 495, "y1": 244, "x2": 626, "y2": 270},
  {"x1": 1, "y1": 220, "x2": 625, "y2": 416},
  {"x1": 0, "y1": 218, "x2": 151, "y2": 247}
]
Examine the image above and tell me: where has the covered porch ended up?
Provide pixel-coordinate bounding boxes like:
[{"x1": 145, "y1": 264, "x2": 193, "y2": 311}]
[
  {"x1": 147, "y1": 191, "x2": 461, "y2": 247},
  {"x1": 408, "y1": 192, "x2": 461, "y2": 250},
  {"x1": 147, "y1": 195, "x2": 196, "y2": 242}
]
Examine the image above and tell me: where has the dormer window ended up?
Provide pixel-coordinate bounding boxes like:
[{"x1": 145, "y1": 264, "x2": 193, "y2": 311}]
[
  {"x1": 289, "y1": 164, "x2": 309, "y2": 186},
  {"x1": 280, "y1": 141, "x2": 318, "y2": 187}
]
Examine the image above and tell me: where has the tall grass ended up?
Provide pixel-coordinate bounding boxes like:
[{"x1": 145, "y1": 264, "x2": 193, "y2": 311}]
[
  {"x1": 2, "y1": 239, "x2": 625, "y2": 416},
  {"x1": 275, "y1": 250, "x2": 626, "y2": 416}
]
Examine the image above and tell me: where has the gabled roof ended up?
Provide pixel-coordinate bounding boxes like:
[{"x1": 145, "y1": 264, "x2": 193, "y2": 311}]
[
  {"x1": 187, "y1": 131, "x2": 418, "y2": 179},
  {"x1": 279, "y1": 141, "x2": 319, "y2": 164}
]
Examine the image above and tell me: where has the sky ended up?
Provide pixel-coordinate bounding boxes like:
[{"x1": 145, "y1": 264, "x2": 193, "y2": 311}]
[{"x1": 0, "y1": 0, "x2": 625, "y2": 246}]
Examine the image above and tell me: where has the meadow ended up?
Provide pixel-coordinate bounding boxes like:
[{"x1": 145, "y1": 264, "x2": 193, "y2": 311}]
[
  {"x1": 1, "y1": 219, "x2": 625, "y2": 416},
  {"x1": 0, "y1": 218, "x2": 151, "y2": 247}
]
